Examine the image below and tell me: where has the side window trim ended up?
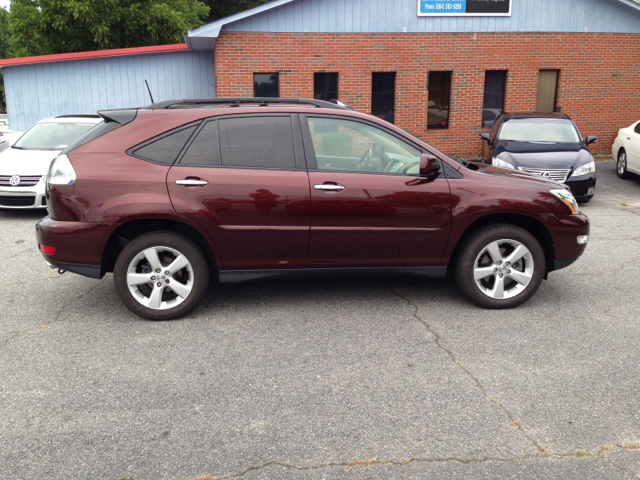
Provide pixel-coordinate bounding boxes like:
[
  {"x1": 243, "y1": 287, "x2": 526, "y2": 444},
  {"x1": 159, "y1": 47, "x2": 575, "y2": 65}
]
[
  {"x1": 126, "y1": 121, "x2": 202, "y2": 166},
  {"x1": 290, "y1": 113, "x2": 308, "y2": 170}
]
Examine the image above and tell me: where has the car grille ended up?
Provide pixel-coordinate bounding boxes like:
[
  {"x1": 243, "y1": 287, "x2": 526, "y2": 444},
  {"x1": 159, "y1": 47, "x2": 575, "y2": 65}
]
[
  {"x1": 518, "y1": 168, "x2": 570, "y2": 183},
  {"x1": 0, "y1": 175, "x2": 43, "y2": 187},
  {"x1": 0, "y1": 195, "x2": 36, "y2": 207}
]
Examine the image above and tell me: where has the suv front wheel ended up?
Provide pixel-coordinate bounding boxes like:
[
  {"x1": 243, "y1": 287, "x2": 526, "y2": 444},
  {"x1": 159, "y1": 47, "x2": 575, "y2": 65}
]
[
  {"x1": 455, "y1": 224, "x2": 545, "y2": 309},
  {"x1": 114, "y1": 231, "x2": 209, "y2": 320}
]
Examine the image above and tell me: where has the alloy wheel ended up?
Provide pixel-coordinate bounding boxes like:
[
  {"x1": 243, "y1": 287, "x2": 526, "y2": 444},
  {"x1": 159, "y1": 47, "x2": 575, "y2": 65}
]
[
  {"x1": 473, "y1": 239, "x2": 534, "y2": 300},
  {"x1": 126, "y1": 246, "x2": 194, "y2": 310}
]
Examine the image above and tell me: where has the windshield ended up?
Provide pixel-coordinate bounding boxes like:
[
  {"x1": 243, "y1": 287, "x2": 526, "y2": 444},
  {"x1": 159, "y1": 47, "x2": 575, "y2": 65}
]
[
  {"x1": 13, "y1": 122, "x2": 98, "y2": 150},
  {"x1": 498, "y1": 118, "x2": 581, "y2": 143}
]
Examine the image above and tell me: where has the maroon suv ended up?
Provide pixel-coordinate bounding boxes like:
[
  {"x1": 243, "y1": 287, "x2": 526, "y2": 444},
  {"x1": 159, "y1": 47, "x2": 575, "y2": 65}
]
[{"x1": 36, "y1": 98, "x2": 590, "y2": 320}]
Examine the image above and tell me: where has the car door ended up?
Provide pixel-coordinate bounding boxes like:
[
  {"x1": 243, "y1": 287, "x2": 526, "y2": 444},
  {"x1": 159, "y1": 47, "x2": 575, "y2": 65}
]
[
  {"x1": 167, "y1": 114, "x2": 311, "y2": 270},
  {"x1": 300, "y1": 115, "x2": 452, "y2": 268},
  {"x1": 625, "y1": 122, "x2": 640, "y2": 173}
]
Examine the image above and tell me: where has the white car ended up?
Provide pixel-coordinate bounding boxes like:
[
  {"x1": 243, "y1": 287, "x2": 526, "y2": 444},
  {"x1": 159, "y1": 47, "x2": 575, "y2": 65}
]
[
  {"x1": 612, "y1": 120, "x2": 640, "y2": 179},
  {"x1": 0, "y1": 115, "x2": 102, "y2": 208},
  {"x1": 0, "y1": 128, "x2": 23, "y2": 154}
]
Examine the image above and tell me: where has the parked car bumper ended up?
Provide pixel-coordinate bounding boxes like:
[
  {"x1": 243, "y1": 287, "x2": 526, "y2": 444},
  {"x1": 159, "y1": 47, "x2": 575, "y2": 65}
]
[
  {"x1": 565, "y1": 172, "x2": 596, "y2": 202},
  {"x1": 0, "y1": 178, "x2": 48, "y2": 209},
  {"x1": 35, "y1": 216, "x2": 116, "y2": 278}
]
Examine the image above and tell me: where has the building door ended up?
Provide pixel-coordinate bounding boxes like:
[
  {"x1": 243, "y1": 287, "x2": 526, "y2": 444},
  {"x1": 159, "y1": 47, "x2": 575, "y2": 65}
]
[{"x1": 536, "y1": 70, "x2": 559, "y2": 113}]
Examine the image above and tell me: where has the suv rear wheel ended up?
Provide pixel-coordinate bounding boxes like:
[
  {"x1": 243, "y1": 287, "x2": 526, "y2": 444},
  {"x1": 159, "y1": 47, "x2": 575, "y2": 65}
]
[
  {"x1": 455, "y1": 224, "x2": 545, "y2": 309},
  {"x1": 114, "y1": 231, "x2": 209, "y2": 320}
]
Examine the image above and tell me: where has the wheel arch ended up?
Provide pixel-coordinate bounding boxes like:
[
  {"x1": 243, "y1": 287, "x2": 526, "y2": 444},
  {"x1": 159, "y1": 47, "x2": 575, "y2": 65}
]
[
  {"x1": 101, "y1": 218, "x2": 220, "y2": 278},
  {"x1": 447, "y1": 213, "x2": 555, "y2": 275}
]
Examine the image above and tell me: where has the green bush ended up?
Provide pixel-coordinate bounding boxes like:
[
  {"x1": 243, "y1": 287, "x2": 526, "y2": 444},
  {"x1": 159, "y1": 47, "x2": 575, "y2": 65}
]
[{"x1": 321, "y1": 132, "x2": 353, "y2": 157}]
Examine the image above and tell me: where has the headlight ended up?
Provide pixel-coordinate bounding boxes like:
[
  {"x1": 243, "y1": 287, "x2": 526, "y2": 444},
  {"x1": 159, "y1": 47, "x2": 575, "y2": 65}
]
[
  {"x1": 492, "y1": 157, "x2": 515, "y2": 170},
  {"x1": 47, "y1": 154, "x2": 77, "y2": 186},
  {"x1": 570, "y1": 160, "x2": 596, "y2": 177},
  {"x1": 550, "y1": 188, "x2": 579, "y2": 214}
]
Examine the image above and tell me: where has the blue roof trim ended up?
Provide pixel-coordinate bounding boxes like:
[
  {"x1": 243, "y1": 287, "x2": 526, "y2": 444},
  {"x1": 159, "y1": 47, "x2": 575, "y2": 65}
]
[
  {"x1": 185, "y1": 0, "x2": 296, "y2": 48},
  {"x1": 617, "y1": 0, "x2": 640, "y2": 10},
  {"x1": 185, "y1": 0, "x2": 640, "y2": 45}
]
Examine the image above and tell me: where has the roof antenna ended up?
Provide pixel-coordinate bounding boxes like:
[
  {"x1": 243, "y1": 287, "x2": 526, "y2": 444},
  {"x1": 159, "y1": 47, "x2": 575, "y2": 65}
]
[{"x1": 145, "y1": 80, "x2": 155, "y2": 104}]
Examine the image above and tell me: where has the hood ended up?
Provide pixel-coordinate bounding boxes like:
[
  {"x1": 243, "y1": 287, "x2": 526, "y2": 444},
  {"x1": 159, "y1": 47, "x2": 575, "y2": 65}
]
[
  {"x1": 495, "y1": 141, "x2": 592, "y2": 170},
  {"x1": 0, "y1": 147, "x2": 62, "y2": 176},
  {"x1": 470, "y1": 162, "x2": 566, "y2": 189}
]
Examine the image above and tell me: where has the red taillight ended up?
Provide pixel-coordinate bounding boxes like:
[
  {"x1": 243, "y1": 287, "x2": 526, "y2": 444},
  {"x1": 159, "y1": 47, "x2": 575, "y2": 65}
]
[{"x1": 39, "y1": 244, "x2": 57, "y2": 255}]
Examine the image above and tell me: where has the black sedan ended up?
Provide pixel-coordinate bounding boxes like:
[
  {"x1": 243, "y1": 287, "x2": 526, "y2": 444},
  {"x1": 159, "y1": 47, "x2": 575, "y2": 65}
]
[{"x1": 480, "y1": 112, "x2": 597, "y2": 202}]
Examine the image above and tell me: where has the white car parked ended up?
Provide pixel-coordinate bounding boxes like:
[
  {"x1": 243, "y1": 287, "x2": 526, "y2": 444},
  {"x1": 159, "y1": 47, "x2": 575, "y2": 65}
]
[
  {"x1": 0, "y1": 127, "x2": 23, "y2": 154},
  {"x1": 612, "y1": 120, "x2": 640, "y2": 179},
  {"x1": 0, "y1": 115, "x2": 101, "y2": 208}
]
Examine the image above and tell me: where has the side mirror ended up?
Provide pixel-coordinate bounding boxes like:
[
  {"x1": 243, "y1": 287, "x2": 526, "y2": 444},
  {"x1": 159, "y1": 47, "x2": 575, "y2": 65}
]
[
  {"x1": 586, "y1": 136, "x2": 598, "y2": 145},
  {"x1": 420, "y1": 154, "x2": 440, "y2": 177},
  {"x1": 479, "y1": 132, "x2": 491, "y2": 143}
]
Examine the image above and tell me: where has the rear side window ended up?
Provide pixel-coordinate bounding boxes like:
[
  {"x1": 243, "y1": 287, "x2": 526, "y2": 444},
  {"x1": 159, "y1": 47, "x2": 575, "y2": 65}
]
[
  {"x1": 218, "y1": 116, "x2": 296, "y2": 169},
  {"x1": 131, "y1": 124, "x2": 198, "y2": 165},
  {"x1": 180, "y1": 121, "x2": 219, "y2": 166}
]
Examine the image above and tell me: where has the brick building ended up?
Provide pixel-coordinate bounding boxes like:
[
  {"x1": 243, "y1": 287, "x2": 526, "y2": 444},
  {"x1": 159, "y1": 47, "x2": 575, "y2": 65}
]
[{"x1": 186, "y1": 0, "x2": 640, "y2": 157}]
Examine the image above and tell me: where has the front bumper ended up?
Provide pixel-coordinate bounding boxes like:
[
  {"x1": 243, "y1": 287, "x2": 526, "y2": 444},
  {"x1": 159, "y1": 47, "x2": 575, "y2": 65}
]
[
  {"x1": 36, "y1": 216, "x2": 116, "y2": 278},
  {"x1": 548, "y1": 212, "x2": 590, "y2": 272},
  {"x1": 0, "y1": 178, "x2": 47, "y2": 209},
  {"x1": 565, "y1": 172, "x2": 596, "y2": 201}
]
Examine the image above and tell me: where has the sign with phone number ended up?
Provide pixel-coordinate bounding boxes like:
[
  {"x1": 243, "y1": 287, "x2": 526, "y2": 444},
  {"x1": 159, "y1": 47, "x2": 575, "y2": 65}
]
[{"x1": 418, "y1": 0, "x2": 511, "y2": 16}]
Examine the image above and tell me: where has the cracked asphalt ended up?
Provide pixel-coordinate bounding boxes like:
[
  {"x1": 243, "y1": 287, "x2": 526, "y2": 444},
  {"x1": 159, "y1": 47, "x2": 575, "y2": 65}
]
[{"x1": 1, "y1": 160, "x2": 639, "y2": 479}]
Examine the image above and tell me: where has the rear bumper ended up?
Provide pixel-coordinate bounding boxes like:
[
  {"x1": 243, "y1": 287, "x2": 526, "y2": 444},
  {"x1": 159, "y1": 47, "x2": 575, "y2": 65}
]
[{"x1": 36, "y1": 216, "x2": 116, "y2": 278}]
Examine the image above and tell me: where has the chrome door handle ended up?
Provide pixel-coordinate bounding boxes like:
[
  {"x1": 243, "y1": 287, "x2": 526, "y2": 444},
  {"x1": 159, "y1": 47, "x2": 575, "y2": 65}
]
[
  {"x1": 176, "y1": 179, "x2": 208, "y2": 186},
  {"x1": 314, "y1": 184, "x2": 345, "y2": 191}
]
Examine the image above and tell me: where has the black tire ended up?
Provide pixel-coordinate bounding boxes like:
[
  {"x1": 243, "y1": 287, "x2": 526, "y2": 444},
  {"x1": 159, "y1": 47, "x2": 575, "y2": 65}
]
[
  {"x1": 617, "y1": 149, "x2": 630, "y2": 179},
  {"x1": 455, "y1": 224, "x2": 545, "y2": 309},
  {"x1": 114, "y1": 231, "x2": 209, "y2": 320}
]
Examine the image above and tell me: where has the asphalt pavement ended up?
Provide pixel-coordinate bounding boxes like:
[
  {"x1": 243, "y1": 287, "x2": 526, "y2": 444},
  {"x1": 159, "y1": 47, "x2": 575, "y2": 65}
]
[{"x1": 0, "y1": 161, "x2": 638, "y2": 479}]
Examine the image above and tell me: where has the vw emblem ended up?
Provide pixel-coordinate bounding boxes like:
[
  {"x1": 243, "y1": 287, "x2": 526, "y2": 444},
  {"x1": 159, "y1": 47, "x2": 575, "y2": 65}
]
[
  {"x1": 9, "y1": 175, "x2": 20, "y2": 186},
  {"x1": 541, "y1": 171, "x2": 551, "y2": 178}
]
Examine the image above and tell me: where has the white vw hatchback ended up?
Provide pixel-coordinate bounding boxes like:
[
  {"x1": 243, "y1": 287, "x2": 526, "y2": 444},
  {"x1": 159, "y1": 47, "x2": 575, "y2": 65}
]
[{"x1": 0, "y1": 115, "x2": 102, "y2": 208}]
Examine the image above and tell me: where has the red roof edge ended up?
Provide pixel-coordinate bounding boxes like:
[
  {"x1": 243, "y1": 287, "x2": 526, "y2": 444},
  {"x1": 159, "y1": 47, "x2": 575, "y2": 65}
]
[{"x1": 0, "y1": 43, "x2": 191, "y2": 68}]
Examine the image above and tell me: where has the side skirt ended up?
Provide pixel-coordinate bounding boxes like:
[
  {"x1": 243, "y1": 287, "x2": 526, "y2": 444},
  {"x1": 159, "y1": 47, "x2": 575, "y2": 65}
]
[{"x1": 219, "y1": 266, "x2": 447, "y2": 284}]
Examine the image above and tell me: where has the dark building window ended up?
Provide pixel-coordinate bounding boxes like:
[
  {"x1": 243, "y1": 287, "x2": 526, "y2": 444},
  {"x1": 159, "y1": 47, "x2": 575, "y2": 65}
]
[
  {"x1": 482, "y1": 70, "x2": 507, "y2": 127},
  {"x1": 254, "y1": 73, "x2": 280, "y2": 97},
  {"x1": 536, "y1": 70, "x2": 559, "y2": 113},
  {"x1": 371, "y1": 72, "x2": 396, "y2": 124},
  {"x1": 427, "y1": 71, "x2": 452, "y2": 130},
  {"x1": 314, "y1": 73, "x2": 338, "y2": 101}
]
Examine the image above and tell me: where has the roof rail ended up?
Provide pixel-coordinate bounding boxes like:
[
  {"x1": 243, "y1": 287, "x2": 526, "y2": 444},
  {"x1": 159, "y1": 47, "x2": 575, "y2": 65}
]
[{"x1": 145, "y1": 97, "x2": 352, "y2": 110}]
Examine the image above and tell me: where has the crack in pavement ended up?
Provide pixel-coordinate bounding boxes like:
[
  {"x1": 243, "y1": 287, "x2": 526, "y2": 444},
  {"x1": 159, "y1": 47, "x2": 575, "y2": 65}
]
[
  {"x1": 0, "y1": 282, "x2": 101, "y2": 350},
  {"x1": 385, "y1": 285, "x2": 545, "y2": 453},
  {"x1": 203, "y1": 455, "x2": 541, "y2": 479},
  {"x1": 193, "y1": 446, "x2": 640, "y2": 479}
]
